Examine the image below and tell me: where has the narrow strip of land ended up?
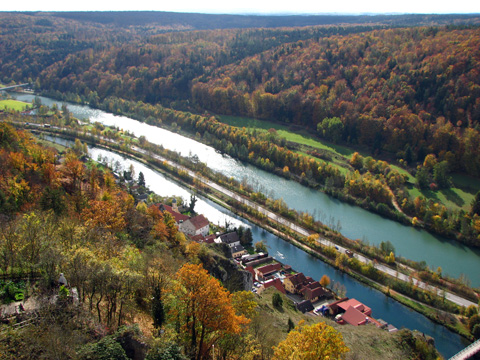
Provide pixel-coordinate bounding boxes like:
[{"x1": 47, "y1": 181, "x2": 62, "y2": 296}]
[
  {"x1": 24, "y1": 125, "x2": 477, "y2": 309},
  {"x1": 128, "y1": 145, "x2": 475, "y2": 308}
]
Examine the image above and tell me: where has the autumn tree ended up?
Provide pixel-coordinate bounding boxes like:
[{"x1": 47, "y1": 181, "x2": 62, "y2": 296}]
[
  {"x1": 254, "y1": 241, "x2": 267, "y2": 253},
  {"x1": 170, "y1": 263, "x2": 249, "y2": 360},
  {"x1": 320, "y1": 274, "x2": 331, "y2": 288},
  {"x1": 272, "y1": 321, "x2": 349, "y2": 360}
]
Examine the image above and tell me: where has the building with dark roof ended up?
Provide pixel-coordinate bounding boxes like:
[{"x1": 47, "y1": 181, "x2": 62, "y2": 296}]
[
  {"x1": 219, "y1": 232, "x2": 241, "y2": 248},
  {"x1": 296, "y1": 300, "x2": 314, "y2": 313},
  {"x1": 231, "y1": 244, "x2": 247, "y2": 258}
]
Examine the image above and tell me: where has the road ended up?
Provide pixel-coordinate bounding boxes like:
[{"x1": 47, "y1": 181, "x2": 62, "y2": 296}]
[
  {"x1": 26, "y1": 127, "x2": 477, "y2": 310},
  {"x1": 129, "y1": 145, "x2": 477, "y2": 308}
]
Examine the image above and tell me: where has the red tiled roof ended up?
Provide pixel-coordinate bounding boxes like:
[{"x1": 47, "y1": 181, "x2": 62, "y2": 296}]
[
  {"x1": 337, "y1": 299, "x2": 372, "y2": 316},
  {"x1": 285, "y1": 272, "x2": 307, "y2": 286},
  {"x1": 256, "y1": 263, "x2": 282, "y2": 276},
  {"x1": 191, "y1": 234, "x2": 205, "y2": 242},
  {"x1": 188, "y1": 214, "x2": 209, "y2": 230},
  {"x1": 203, "y1": 234, "x2": 216, "y2": 244},
  {"x1": 160, "y1": 204, "x2": 190, "y2": 223},
  {"x1": 341, "y1": 306, "x2": 369, "y2": 326},
  {"x1": 305, "y1": 286, "x2": 328, "y2": 300},
  {"x1": 263, "y1": 278, "x2": 286, "y2": 294}
]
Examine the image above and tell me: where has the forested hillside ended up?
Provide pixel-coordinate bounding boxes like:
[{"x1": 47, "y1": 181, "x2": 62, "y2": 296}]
[
  {"x1": 1, "y1": 13, "x2": 479, "y2": 177},
  {"x1": 2, "y1": 13, "x2": 480, "y2": 245}
]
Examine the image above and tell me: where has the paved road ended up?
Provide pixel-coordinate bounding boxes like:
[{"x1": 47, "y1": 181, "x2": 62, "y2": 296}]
[
  {"x1": 29, "y1": 131, "x2": 477, "y2": 309},
  {"x1": 131, "y1": 145, "x2": 478, "y2": 308}
]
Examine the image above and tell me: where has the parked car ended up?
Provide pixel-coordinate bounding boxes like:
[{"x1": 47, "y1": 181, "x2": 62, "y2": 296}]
[{"x1": 345, "y1": 250, "x2": 354, "y2": 258}]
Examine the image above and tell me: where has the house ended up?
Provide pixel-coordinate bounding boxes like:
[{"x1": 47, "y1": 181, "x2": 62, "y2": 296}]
[
  {"x1": 231, "y1": 244, "x2": 247, "y2": 258},
  {"x1": 254, "y1": 263, "x2": 282, "y2": 281},
  {"x1": 219, "y1": 232, "x2": 241, "y2": 248},
  {"x1": 283, "y1": 273, "x2": 307, "y2": 294},
  {"x1": 245, "y1": 266, "x2": 257, "y2": 282},
  {"x1": 263, "y1": 278, "x2": 286, "y2": 294},
  {"x1": 336, "y1": 298, "x2": 372, "y2": 316},
  {"x1": 158, "y1": 203, "x2": 189, "y2": 225},
  {"x1": 296, "y1": 300, "x2": 314, "y2": 313},
  {"x1": 283, "y1": 272, "x2": 316, "y2": 295},
  {"x1": 340, "y1": 306, "x2": 381, "y2": 327},
  {"x1": 304, "y1": 286, "x2": 331, "y2": 302},
  {"x1": 179, "y1": 214, "x2": 210, "y2": 237},
  {"x1": 340, "y1": 306, "x2": 370, "y2": 326}
]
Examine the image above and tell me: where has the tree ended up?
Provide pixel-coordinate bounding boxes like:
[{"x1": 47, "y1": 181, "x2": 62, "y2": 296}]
[
  {"x1": 317, "y1": 117, "x2": 344, "y2": 143},
  {"x1": 78, "y1": 335, "x2": 128, "y2": 360},
  {"x1": 465, "y1": 305, "x2": 478, "y2": 318},
  {"x1": 170, "y1": 264, "x2": 249, "y2": 360},
  {"x1": 146, "y1": 343, "x2": 187, "y2": 360},
  {"x1": 240, "y1": 228, "x2": 253, "y2": 247},
  {"x1": 473, "y1": 324, "x2": 480, "y2": 340},
  {"x1": 468, "y1": 314, "x2": 480, "y2": 332},
  {"x1": 380, "y1": 241, "x2": 395, "y2": 255},
  {"x1": 415, "y1": 166, "x2": 430, "y2": 189},
  {"x1": 138, "y1": 171, "x2": 146, "y2": 187},
  {"x1": 272, "y1": 292, "x2": 283, "y2": 309},
  {"x1": 189, "y1": 193, "x2": 197, "y2": 213},
  {"x1": 319, "y1": 275, "x2": 330, "y2": 288},
  {"x1": 254, "y1": 241, "x2": 267, "y2": 253},
  {"x1": 433, "y1": 160, "x2": 450, "y2": 188},
  {"x1": 471, "y1": 191, "x2": 480, "y2": 216},
  {"x1": 152, "y1": 285, "x2": 166, "y2": 330},
  {"x1": 287, "y1": 318, "x2": 295, "y2": 332},
  {"x1": 272, "y1": 321, "x2": 349, "y2": 360}
]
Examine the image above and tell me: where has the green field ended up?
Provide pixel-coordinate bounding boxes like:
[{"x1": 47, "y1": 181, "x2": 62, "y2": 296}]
[
  {"x1": 220, "y1": 114, "x2": 480, "y2": 214},
  {"x1": 220, "y1": 115, "x2": 357, "y2": 158},
  {"x1": 0, "y1": 99, "x2": 31, "y2": 111}
]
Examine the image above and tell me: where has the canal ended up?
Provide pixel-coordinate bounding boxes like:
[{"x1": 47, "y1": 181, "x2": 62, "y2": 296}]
[
  {"x1": 18, "y1": 93, "x2": 480, "y2": 288},
  {"x1": 44, "y1": 134, "x2": 471, "y2": 358}
]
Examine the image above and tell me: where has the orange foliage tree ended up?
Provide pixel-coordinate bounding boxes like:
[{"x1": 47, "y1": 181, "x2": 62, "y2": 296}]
[{"x1": 170, "y1": 263, "x2": 249, "y2": 360}]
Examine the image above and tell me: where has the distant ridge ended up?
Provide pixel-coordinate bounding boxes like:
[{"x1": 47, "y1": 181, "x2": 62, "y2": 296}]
[{"x1": 42, "y1": 11, "x2": 480, "y2": 30}]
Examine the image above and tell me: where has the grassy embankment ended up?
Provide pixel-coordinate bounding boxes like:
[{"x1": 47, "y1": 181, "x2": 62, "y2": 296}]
[
  {"x1": 0, "y1": 99, "x2": 31, "y2": 112},
  {"x1": 219, "y1": 114, "x2": 479, "y2": 213},
  {"x1": 254, "y1": 287, "x2": 440, "y2": 360}
]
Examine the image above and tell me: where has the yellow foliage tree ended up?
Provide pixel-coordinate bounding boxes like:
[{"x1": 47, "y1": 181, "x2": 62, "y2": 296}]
[{"x1": 272, "y1": 321, "x2": 349, "y2": 360}]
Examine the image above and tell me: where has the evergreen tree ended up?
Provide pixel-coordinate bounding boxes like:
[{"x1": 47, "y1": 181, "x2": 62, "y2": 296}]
[
  {"x1": 138, "y1": 171, "x2": 146, "y2": 187},
  {"x1": 471, "y1": 191, "x2": 480, "y2": 216},
  {"x1": 272, "y1": 292, "x2": 283, "y2": 309},
  {"x1": 152, "y1": 286, "x2": 165, "y2": 329}
]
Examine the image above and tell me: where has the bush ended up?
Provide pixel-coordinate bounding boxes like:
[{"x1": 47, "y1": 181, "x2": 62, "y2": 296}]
[
  {"x1": 78, "y1": 336, "x2": 128, "y2": 360},
  {"x1": 272, "y1": 292, "x2": 283, "y2": 309}
]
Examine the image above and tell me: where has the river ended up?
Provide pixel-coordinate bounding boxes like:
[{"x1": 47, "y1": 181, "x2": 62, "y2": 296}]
[
  {"x1": 16, "y1": 93, "x2": 480, "y2": 288},
  {"x1": 42, "y1": 134, "x2": 470, "y2": 358}
]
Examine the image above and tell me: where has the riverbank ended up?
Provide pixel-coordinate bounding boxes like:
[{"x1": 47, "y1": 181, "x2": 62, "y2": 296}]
[
  {"x1": 11, "y1": 93, "x2": 480, "y2": 288},
  {"x1": 28, "y1": 124, "x2": 477, "y2": 341}
]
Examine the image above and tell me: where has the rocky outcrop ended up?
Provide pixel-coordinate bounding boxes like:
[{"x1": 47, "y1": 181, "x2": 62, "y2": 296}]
[{"x1": 200, "y1": 244, "x2": 253, "y2": 292}]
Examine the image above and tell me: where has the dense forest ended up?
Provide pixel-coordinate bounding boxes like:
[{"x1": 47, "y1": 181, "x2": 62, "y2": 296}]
[
  {"x1": 1, "y1": 13, "x2": 479, "y2": 177},
  {"x1": 2, "y1": 12, "x2": 480, "y2": 245}
]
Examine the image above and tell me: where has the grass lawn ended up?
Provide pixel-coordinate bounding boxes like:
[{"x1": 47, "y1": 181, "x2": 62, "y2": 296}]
[
  {"x1": 407, "y1": 181, "x2": 476, "y2": 212},
  {"x1": 219, "y1": 114, "x2": 359, "y2": 158},
  {"x1": 255, "y1": 287, "x2": 421, "y2": 360},
  {"x1": 219, "y1": 115, "x2": 480, "y2": 213},
  {"x1": 0, "y1": 99, "x2": 31, "y2": 112}
]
